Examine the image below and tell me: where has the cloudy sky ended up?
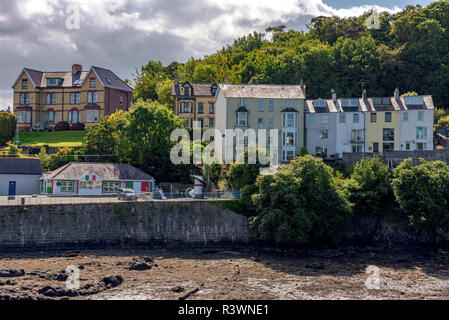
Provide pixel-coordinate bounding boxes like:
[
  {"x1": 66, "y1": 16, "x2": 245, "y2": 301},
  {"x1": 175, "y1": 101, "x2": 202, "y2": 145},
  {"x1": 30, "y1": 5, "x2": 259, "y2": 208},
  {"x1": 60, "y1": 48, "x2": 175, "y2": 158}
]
[{"x1": 0, "y1": 0, "x2": 433, "y2": 109}]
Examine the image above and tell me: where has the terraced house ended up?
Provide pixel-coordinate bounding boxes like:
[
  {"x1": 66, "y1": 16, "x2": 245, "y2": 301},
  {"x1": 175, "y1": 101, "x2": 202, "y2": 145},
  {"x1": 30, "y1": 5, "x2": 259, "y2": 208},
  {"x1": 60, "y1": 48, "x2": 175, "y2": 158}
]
[
  {"x1": 12, "y1": 64, "x2": 133, "y2": 130},
  {"x1": 364, "y1": 89, "x2": 434, "y2": 153},
  {"x1": 172, "y1": 76, "x2": 218, "y2": 129},
  {"x1": 306, "y1": 90, "x2": 367, "y2": 159},
  {"x1": 305, "y1": 89, "x2": 434, "y2": 158},
  {"x1": 215, "y1": 83, "x2": 306, "y2": 163}
]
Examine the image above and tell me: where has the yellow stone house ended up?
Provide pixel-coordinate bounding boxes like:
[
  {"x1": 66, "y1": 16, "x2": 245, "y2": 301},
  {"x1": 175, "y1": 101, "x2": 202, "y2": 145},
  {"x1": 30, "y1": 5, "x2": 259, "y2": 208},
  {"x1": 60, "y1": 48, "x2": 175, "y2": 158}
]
[
  {"x1": 12, "y1": 64, "x2": 133, "y2": 130},
  {"x1": 171, "y1": 77, "x2": 218, "y2": 129}
]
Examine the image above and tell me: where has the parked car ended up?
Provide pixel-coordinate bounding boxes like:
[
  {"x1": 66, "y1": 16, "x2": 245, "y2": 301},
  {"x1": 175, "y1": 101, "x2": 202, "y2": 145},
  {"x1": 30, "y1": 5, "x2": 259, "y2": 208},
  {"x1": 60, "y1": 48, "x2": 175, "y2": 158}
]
[{"x1": 116, "y1": 188, "x2": 138, "y2": 201}]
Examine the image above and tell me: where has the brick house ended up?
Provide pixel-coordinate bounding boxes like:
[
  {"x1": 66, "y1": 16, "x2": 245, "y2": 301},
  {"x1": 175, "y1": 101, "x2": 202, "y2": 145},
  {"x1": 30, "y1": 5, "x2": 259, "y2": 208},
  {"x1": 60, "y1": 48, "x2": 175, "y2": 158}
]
[{"x1": 12, "y1": 64, "x2": 133, "y2": 130}]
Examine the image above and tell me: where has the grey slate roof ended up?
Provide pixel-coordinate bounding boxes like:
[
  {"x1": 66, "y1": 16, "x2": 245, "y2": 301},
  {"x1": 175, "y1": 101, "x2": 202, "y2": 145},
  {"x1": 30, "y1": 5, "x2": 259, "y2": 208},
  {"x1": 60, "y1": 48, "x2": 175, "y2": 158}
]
[
  {"x1": 91, "y1": 66, "x2": 134, "y2": 92},
  {"x1": 305, "y1": 95, "x2": 434, "y2": 113},
  {"x1": 0, "y1": 158, "x2": 42, "y2": 175},
  {"x1": 16, "y1": 66, "x2": 133, "y2": 92},
  {"x1": 45, "y1": 162, "x2": 154, "y2": 181},
  {"x1": 172, "y1": 82, "x2": 217, "y2": 97},
  {"x1": 218, "y1": 84, "x2": 306, "y2": 99}
]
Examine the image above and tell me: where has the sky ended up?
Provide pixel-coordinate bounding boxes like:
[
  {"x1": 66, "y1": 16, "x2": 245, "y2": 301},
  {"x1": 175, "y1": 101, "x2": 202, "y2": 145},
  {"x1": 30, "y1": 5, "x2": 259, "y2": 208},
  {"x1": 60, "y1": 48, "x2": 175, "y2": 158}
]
[{"x1": 0, "y1": 0, "x2": 435, "y2": 109}]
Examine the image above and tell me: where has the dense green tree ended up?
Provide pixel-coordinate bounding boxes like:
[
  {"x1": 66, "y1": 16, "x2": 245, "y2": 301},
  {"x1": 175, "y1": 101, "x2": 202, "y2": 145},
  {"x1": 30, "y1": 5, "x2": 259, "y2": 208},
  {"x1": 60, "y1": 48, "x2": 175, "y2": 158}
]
[
  {"x1": 250, "y1": 156, "x2": 352, "y2": 245},
  {"x1": 393, "y1": 158, "x2": 449, "y2": 233},
  {"x1": 0, "y1": 112, "x2": 17, "y2": 145},
  {"x1": 131, "y1": 1, "x2": 449, "y2": 108},
  {"x1": 346, "y1": 158, "x2": 394, "y2": 216}
]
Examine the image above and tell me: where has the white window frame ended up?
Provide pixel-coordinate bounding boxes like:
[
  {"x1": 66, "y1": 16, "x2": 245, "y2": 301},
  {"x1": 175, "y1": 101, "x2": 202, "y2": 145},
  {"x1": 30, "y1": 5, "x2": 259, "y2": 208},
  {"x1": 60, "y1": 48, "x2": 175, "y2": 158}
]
[
  {"x1": 237, "y1": 112, "x2": 248, "y2": 127},
  {"x1": 319, "y1": 130, "x2": 329, "y2": 140},
  {"x1": 416, "y1": 127, "x2": 427, "y2": 140}
]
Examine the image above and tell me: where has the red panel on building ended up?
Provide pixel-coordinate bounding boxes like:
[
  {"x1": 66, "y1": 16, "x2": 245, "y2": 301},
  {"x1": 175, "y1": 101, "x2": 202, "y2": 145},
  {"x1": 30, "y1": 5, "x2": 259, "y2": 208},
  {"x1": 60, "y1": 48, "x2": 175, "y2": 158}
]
[{"x1": 141, "y1": 182, "x2": 149, "y2": 192}]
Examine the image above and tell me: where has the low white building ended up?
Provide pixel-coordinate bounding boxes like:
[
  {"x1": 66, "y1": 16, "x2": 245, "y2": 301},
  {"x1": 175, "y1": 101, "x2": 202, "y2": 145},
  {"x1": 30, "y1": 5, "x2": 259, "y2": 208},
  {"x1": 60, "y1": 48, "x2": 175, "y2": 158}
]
[
  {"x1": 41, "y1": 162, "x2": 155, "y2": 196},
  {"x1": 0, "y1": 158, "x2": 42, "y2": 196}
]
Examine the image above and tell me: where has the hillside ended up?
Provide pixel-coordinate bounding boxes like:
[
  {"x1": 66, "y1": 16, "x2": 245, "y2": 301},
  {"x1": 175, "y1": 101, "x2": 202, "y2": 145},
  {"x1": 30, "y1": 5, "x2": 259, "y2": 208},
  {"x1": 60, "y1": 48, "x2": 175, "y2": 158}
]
[{"x1": 133, "y1": 1, "x2": 449, "y2": 108}]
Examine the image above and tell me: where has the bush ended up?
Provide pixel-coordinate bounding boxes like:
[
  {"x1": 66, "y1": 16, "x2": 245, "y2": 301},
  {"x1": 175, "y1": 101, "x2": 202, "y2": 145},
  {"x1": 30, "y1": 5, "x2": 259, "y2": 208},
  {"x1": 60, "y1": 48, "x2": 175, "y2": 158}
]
[
  {"x1": 30, "y1": 122, "x2": 51, "y2": 132},
  {"x1": 437, "y1": 115, "x2": 449, "y2": 127},
  {"x1": 0, "y1": 112, "x2": 16, "y2": 145},
  {"x1": 346, "y1": 158, "x2": 395, "y2": 216},
  {"x1": 392, "y1": 158, "x2": 449, "y2": 233},
  {"x1": 250, "y1": 155, "x2": 352, "y2": 245},
  {"x1": 70, "y1": 122, "x2": 85, "y2": 131},
  {"x1": 225, "y1": 146, "x2": 269, "y2": 190},
  {"x1": 54, "y1": 121, "x2": 70, "y2": 131},
  {"x1": 8, "y1": 144, "x2": 20, "y2": 156},
  {"x1": 239, "y1": 184, "x2": 259, "y2": 217}
]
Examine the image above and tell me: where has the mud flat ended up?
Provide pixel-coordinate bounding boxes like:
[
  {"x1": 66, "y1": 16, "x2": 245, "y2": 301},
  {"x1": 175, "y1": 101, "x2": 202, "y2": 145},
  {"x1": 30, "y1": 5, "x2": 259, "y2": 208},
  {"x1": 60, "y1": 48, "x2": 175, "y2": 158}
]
[{"x1": 1, "y1": 248, "x2": 449, "y2": 300}]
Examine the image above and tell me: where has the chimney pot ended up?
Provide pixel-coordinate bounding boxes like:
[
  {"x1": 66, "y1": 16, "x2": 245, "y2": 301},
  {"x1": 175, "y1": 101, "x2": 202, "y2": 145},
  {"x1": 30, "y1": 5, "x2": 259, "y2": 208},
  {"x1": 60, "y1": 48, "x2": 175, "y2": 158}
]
[
  {"x1": 362, "y1": 89, "x2": 367, "y2": 100},
  {"x1": 72, "y1": 64, "x2": 82, "y2": 75},
  {"x1": 394, "y1": 88, "x2": 400, "y2": 99},
  {"x1": 331, "y1": 89, "x2": 337, "y2": 102}
]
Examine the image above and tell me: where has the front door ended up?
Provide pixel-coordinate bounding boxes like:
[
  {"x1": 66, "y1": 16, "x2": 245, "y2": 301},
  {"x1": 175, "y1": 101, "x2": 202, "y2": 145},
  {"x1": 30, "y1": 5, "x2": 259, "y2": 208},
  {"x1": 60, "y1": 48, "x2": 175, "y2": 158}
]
[
  {"x1": 373, "y1": 143, "x2": 379, "y2": 153},
  {"x1": 8, "y1": 181, "x2": 16, "y2": 196}
]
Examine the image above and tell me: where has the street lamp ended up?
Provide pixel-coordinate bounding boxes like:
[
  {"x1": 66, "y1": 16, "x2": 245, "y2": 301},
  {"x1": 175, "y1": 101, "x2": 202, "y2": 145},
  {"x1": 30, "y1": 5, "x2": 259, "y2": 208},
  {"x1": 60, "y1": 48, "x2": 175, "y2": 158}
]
[{"x1": 14, "y1": 127, "x2": 20, "y2": 145}]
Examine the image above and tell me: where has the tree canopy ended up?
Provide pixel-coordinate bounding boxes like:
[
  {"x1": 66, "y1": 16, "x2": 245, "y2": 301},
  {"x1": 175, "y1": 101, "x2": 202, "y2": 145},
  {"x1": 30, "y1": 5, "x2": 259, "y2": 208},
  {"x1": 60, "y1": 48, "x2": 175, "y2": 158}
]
[{"x1": 132, "y1": 1, "x2": 449, "y2": 108}]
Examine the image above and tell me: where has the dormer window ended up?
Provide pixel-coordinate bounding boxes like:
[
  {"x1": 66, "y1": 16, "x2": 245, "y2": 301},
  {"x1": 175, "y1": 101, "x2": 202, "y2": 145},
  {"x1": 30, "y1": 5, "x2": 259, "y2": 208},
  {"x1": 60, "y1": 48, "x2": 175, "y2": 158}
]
[
  {"x1": 314, "y1": 99, "x2": 327, "y2": 108},
  {"x1": 405, "y1": 96, "x2": 424, "y2": 105},
  {"x1": 184, "y1": 87, "x2": 189, "y2": 96},
  {"x1": 47, "y1": 78, "x2": 63, "y2": 87},
  {"x1": 211, "y1": 86, "x2": 217, "y2": 95},
  {"x1": 341, "y1": 99, "x2": 359, "y2": 107}
]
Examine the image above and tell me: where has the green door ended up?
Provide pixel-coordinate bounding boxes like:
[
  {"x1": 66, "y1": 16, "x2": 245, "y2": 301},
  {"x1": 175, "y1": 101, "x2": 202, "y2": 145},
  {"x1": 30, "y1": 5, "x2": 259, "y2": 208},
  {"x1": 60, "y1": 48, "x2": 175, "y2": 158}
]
[{"x1": 126, "y1": 181, "x2": 134, "y2": 189}]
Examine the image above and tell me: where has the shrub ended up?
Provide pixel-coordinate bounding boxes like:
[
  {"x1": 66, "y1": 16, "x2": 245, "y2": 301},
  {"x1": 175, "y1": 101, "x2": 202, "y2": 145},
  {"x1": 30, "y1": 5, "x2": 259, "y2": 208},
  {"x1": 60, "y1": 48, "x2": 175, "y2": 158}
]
[
  {"x1": 239, "y1": 184, "x2": 259, "y2": 217},
  {"x1": 437, "y1": 115, "x2": 449, "y2": 127},
  {"x1": 346, "y1": 158, "x2": 395, "y2": 216},
  {"x1": 54, "y1": 121, "x2": 70, "y2": 131},
  {"x1": 392, "y1": 158, "x2": 449, "y2": 233},
  {"x1": 225, "y1": 146, "x2": 269, "y2": 190},
  {"x1": 30, "y1": 122, "x2": 51, "y2": 132},
  {"x1": 0, "y1": 112, "x2": 16, "y2": 145},
  {"x1": 8, "y1": 144, "x2": 20, "y2": 156},
  {"x1": 70, "y1": 122, "x2": 85, "y2": 131},
  {"x1": 250, "y1": 155, "x2": 352, "y2": 245}
]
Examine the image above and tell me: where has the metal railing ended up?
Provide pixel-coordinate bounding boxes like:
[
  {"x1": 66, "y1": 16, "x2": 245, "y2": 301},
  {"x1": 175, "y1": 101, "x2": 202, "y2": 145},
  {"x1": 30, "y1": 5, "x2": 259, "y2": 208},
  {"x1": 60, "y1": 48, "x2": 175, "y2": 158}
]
[{"x1": 0, "y1": 191, "x2": 241, "y2": 207}]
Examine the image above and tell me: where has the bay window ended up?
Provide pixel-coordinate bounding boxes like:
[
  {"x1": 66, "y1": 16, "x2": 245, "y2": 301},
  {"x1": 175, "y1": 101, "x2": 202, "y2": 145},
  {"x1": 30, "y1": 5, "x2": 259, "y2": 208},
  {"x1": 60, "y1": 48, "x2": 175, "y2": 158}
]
[
  {"x1": 282, "y1": 113, "x2": 296, "y2": 128},
  {"x1": 237, "y1": 112, "x2": 248, "y2": 126}
]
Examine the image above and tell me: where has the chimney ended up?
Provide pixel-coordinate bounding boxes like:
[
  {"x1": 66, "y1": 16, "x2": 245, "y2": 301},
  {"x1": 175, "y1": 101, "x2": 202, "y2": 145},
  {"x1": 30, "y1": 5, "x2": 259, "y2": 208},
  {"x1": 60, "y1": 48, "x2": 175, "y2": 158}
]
[
  {"x1": 224, "y1": 74, "x2": 230, "y2": 83},
  {"x1": 300, "y1": 79, "x2": 306, "y2": 96},
  {"x1": 7, "y1": 106, "x2": 11, "y2": 113},
  {"x1": 394, "y1": 88, "x2": 400, "y2": 100},
  {"x1": 72, "y1": 64, "x2": 82, "y2": 75},
  {"x1": 174, "y1": 74, "x2": 180, "y2": 85},
  {"x1": 362, "y1": 89, "x2": 367, "y2": 100},
  {"x1": 331, "y1": 89, "x2": 337, "y2": 102}
]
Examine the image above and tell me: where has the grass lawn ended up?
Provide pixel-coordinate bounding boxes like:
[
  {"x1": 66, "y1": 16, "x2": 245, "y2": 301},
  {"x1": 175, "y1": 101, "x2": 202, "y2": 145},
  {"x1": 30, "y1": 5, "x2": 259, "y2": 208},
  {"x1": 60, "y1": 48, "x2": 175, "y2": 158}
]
[{"x1": 18, "y1": 131, "x2": 86, "y2": 147}]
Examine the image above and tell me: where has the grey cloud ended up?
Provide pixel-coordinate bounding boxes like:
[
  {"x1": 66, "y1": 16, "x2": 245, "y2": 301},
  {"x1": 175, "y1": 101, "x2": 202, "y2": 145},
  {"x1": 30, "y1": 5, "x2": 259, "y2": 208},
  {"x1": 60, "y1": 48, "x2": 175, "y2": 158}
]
[{"x1": 0, "y1": 0, "x2": 394, "y2": 109}]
